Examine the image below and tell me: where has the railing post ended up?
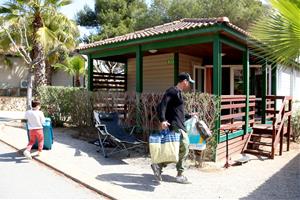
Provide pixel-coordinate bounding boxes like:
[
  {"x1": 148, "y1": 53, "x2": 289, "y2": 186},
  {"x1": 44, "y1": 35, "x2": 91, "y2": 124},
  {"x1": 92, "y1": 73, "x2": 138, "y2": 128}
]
[{"x1": 287, "y1": 98, "x2": 292, "y2": 150}]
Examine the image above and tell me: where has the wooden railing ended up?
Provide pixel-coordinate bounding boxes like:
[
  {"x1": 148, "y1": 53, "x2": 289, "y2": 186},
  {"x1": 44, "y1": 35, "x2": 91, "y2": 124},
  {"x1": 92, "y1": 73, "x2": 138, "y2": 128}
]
[
  {"x1": 220, "y1": 95, "x2": 256, "y2": 134},
  {"x1": 266, "y1": 95, "x2": 293, "y2": 158}
]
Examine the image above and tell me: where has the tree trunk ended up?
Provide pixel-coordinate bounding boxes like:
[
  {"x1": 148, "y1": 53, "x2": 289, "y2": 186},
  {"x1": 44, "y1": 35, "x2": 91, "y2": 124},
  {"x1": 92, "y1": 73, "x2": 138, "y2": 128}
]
[
  {"x1": 45, "y1": 60, "x2": 53, "y2": 85},
  {"x1": 26, "y1": 67, "x2": 34, "y2": 110},
  {"x1": 75, "y1": 73, "x2": 81, "y2": 87},
  {"x1": 31, "y1": 9, "x2": 46, "y2": 93}
]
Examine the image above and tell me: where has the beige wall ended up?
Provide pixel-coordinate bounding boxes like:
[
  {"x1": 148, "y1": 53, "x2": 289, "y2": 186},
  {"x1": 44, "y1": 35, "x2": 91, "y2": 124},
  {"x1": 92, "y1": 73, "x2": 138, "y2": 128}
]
[
  {"x1": 0, "y1": 56, "x2": 28, "y2": 88},
  {"x1": 179, "y1": 54, "x2": 202, "y2": 75},
  {"x1": 128, "y1": 53, "x2": 174, "y2": 92},
  {"x1": 0, "y1": 55, "x2": 82, "y2": 88},
  {"x1": 127, "y1": 53, "x2": 202, "y2": 92},
  {"x1": 51, "y1": 70, "x2": 73, "y2": 87}
]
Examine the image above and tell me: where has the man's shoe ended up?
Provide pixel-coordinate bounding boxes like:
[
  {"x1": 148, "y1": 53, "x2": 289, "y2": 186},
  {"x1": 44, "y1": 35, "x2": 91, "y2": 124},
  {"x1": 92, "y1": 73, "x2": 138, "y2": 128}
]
[
  {"x1": 176, "y1": 175, "x2": 191, "y2": 184},
  {"x1": 151, "y1": 164, "x2": 162, "y2": 181},
  {"x1": 23, "y1": 150, "x2": 32, "y2": 160}
]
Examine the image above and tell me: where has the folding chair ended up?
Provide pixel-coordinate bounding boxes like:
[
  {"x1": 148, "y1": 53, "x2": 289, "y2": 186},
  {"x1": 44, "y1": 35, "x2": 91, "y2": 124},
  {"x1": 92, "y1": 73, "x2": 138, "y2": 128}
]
[{"x1": 93, "y1": 111, "x2": 145, "y2": 158}]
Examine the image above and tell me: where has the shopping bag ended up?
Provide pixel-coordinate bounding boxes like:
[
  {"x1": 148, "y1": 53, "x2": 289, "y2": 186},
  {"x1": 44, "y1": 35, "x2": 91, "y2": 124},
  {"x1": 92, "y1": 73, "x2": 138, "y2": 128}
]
[
  {"x1": 184, "y1": 117, "x2": 208, "y2": 150},
  {"x1": 195, "y1": 120, "x2": 212, "y2": 140},
  {"x1": 149, "y1": 129, "x2": 180, "y2": 164}
]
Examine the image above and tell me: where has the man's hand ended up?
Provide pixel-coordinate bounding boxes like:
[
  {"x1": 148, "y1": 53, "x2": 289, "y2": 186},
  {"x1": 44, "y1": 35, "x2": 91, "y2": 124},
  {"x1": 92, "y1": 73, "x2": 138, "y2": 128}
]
[
  {"x1": 161, "y1": 121, "x2": 170, "y2": 129},
  {"x1": 190, "y1": 112, "x2": 199, "y2": 120}
]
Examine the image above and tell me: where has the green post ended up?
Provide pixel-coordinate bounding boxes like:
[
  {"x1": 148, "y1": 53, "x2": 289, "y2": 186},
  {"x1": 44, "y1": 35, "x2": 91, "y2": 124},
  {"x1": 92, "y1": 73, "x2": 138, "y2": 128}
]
[
  {"x1": 135, "y1": 46, "x2": 143, "y2": 129},
  {"x1": 261, "y1": 60, "x2": 267, "y2": 124},
  {"x1": 271, "y1": 64, "x2": 277, "y2": 96},
  {"x1": 125, "y1": 60, "x2": 128, "y2": 91},
  {"x1": 174, "y1": 52, "x2": 179, "y2": 85},
  {"x1": 271, "y1": 63, "x2": 277, "y2": 111},
  {"x1": 243, "y1": 48, "x2": 250, "y2": 134},
  {"x1": 136, "y1": 45, "x2": 143, "y2": 93},
  {"x1": 213, "y1": 34, "x2": 222, "y2": 146},
  {"x1": 87, "y1": 55, "x2": 93, "y2": 91}
]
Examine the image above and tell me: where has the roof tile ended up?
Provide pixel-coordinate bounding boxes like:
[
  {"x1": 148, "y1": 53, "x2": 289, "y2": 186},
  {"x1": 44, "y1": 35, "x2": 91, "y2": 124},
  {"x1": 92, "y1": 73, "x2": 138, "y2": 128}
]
[{"x1": 78, "y1": 17, "x2": 249, "y2": 50}]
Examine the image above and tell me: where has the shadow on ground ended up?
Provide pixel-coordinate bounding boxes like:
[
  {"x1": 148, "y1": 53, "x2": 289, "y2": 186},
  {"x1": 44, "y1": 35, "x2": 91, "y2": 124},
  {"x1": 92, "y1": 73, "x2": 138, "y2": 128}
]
[
  {"x1": 96, "y1": 173, "x2": 176, "y2": 192},
  {"x1": 0, "y1": 149, "x2": 29, "y2": 163},
  {"x1": 52, "y1": 128, "x2": 147, "y2": 166},
  {"x1": 241, "y1": 153, "x2": 300, "y2": 200}
]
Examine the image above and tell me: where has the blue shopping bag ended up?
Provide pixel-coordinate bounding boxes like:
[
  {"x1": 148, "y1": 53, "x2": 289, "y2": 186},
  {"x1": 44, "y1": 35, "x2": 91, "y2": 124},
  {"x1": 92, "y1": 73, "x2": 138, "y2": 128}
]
[
  {"x1": 185, "y1": 117, "x2": 207, "y2": 150},
  {"x1": 149, "y1": 129, "x2": 180, "y2": 164}
]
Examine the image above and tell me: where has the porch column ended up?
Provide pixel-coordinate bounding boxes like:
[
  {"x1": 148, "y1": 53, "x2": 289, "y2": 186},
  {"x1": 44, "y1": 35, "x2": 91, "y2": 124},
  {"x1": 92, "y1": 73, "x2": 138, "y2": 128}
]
[
  {"x1": 87, "y1": 55, "x2": 93, "y2": 91},
  {"x1": 213, "y1": 34, "x2": 222, "y2": 144},
  {"x1": 271, "y1": 63, "x2": 277, "y2": 95},
  {"x1": 136, "y1": 45, "x2": 143, "y2": 93},
  {"x1": 243, "y1": 48, "x2": 250, "y2": 135},
  {"x1": 174, "y1": 52, "x2": 179, "y2": 85},
  {"x1": 125, "y1": 60, "x2": 128, "y2": 91},
  {"x1": 135, "y1": 45, "x2": 143, "y2": 128},
  {"x1": 261, "y1": 60, "x2": 267, "y2": 124}
]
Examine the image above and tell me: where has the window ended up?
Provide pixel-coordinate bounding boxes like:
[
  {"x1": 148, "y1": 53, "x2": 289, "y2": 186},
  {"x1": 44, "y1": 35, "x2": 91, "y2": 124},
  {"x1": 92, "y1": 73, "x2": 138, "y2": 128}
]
[{"x1": 193, "y1": 66, "x2": 206, "y2": 93}]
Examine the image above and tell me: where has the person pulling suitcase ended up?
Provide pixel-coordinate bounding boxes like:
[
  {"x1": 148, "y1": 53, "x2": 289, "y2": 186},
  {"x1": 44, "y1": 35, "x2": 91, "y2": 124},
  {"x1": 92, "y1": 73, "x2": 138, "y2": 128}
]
[{"x1": 23, "y1": 100, "x2": 45, "y2": 159}]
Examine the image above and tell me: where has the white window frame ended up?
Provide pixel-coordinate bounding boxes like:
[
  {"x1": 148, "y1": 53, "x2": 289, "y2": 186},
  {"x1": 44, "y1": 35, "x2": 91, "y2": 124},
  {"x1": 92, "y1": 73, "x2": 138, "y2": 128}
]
[{"x1": 193, "y1": 65, "x2": 206, "y2": 93}]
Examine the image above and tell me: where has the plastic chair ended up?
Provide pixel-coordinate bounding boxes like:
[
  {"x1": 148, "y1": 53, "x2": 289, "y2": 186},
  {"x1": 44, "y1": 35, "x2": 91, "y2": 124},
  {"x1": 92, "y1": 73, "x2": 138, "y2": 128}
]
[{"x1": 93, "y1": 111, "x2": 145, "y2": 158}]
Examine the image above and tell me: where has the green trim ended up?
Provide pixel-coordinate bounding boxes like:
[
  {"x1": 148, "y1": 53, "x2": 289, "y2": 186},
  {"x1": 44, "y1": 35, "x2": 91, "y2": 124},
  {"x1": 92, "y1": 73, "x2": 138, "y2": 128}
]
[
  {"x1": 219, "y1": 127, "x2": 253, "y2": 143},
  {"x1": 261, "y1": 60, "x2": 267, "y2": 124},
  {"x1": 243, "y1": 48, "x2": 250, "y2": 135},
  {"x1": 271, "y1": 64, "x2": 277, "y2": 96},
  {"x1": 79, "y1": 25, "x2": 222, "y2": 54},
  {"x1": 220, "y1": 24, "x2": 248, "y2": 43},
  {"x1": 174, "y1": 53, "x2": 179, "y2": 85},
  {"x1": 90, "y1": 46, "x2": 136, "y2": 59},
  {"x1": 220, "y1": 36, "x2": 246, "y2": 51},
  {"x1": 142, "y1": 35, "x2": 214, "y2": 51},
  {"x1": 136, "y1": 45, "x2": 143, "y2": 93},
  {"x1": 87, "y1": 55, "x2": 93, "y2": 91},
  {"x1": 90, "y1": 35, "x2": 215, "y2": 59},
  {"x1": 213, "y1": 34, "x2": 222, "y2": 144}
]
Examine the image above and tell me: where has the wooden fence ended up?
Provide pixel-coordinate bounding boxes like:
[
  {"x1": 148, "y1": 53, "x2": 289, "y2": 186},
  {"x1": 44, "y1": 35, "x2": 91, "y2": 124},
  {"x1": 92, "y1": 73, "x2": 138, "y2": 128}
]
[{"x1": 93, "y1": 72, "x2": 126, "y2": 91}]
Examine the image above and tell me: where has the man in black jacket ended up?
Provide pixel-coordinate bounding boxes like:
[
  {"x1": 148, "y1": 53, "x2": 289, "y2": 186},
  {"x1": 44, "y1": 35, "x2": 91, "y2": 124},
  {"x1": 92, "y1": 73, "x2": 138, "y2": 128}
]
[{"x1": 151, "y1": 72, "x2": 194, "y2": 184}]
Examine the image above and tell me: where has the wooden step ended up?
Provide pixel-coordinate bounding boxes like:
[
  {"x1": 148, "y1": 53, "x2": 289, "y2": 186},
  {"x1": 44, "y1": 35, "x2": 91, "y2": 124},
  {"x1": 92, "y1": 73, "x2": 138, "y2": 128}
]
[
  {"x1": 248, "y1": 141, "x2": 272, "y2": 146},
  {"x1": 243, "y1": 149, "x2": 271, "y2": 158},
  {"x1": 251, "y1": 133, "x2": 273, "y2": 138}
]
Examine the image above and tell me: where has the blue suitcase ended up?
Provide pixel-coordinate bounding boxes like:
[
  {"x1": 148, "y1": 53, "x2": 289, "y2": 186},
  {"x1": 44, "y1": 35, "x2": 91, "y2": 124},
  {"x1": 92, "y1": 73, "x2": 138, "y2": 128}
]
[{"x1": 26, "y1": 118, "x2": 54, "y2": 150}]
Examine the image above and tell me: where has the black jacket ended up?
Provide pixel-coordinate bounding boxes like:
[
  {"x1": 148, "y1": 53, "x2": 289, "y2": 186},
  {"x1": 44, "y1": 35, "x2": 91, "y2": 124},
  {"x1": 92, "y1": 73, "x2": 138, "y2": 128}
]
[{"x1": 157, "y1": 86, "x2": 188, "y2": 131}]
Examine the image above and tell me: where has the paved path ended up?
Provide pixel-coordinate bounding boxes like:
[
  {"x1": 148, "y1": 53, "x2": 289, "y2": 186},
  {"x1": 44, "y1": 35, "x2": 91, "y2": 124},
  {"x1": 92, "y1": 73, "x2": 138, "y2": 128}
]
[
  {"x1": 0, "y1": 121, "x2": 299, "y2": 199},
  {"x1": 0, "y1": 141, "x2": 102, "y2": 199}
]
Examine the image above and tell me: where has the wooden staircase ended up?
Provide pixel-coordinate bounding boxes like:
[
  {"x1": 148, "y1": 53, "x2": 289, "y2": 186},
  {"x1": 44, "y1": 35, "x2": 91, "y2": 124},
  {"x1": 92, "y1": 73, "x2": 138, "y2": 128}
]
[{"x1": 243, "y1": 96, "x2": 293, "y2": 159}]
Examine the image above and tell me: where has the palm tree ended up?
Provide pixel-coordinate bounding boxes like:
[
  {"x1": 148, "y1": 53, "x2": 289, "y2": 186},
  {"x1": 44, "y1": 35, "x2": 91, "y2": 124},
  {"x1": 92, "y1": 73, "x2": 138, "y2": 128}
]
[
  {"x1": 249, "y1": 0, "x2": 300, "y2": 68},
  {"x1": 54, "y1": 55, "x2": 86, "y2": 87},
  {"x1": 0, "y1": 0, "x2": 78, "y2": 108}
]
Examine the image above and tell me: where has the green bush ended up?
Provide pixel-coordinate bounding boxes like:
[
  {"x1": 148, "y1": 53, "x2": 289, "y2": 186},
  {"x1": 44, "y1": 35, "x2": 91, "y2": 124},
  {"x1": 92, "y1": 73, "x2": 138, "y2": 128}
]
[{"x1": 37, "y1": 86, "x2": 92, "y2": 127}]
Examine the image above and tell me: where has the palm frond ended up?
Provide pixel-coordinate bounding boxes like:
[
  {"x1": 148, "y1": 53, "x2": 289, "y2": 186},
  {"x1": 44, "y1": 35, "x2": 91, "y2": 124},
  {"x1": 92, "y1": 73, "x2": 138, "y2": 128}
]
[{"x1": 249, "y1": 0, "x2": 300, "y2": 68}]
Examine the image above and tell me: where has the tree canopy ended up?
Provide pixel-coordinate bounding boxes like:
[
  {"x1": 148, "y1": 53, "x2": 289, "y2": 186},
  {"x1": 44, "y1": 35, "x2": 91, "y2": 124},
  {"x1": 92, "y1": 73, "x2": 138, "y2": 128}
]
[{"x1": 76, "y1": 0, "x2": 267, "y2": 42}]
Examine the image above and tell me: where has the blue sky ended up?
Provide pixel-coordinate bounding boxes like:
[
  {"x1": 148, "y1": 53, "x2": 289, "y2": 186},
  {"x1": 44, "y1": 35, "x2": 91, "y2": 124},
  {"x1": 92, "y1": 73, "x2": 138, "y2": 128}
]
[{"x1": 59, "y1": 0, "x2": 95, "y2": 37}]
